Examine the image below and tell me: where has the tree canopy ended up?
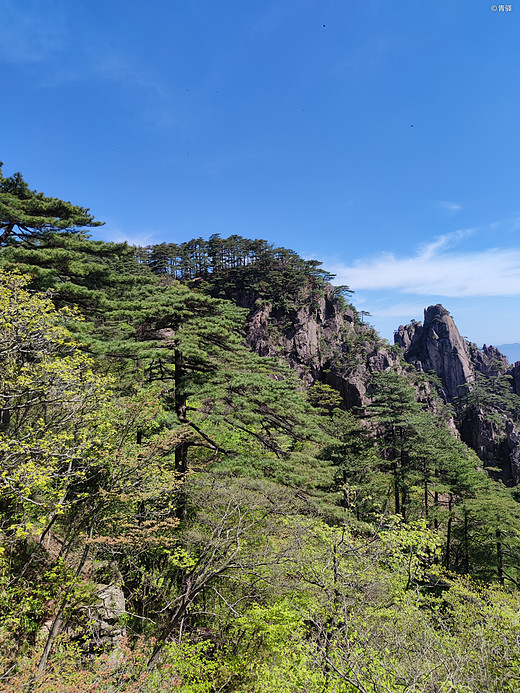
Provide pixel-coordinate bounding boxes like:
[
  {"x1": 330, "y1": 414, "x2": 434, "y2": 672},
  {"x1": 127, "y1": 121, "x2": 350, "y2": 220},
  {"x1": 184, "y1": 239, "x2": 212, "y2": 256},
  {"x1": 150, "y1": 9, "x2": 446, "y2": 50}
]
[
  {"x1": 2, "y1": 169, "x2": 520, "y2": 692},
  {"x1": 0, "y1": 164, "x2": 103, "y2": 246}
]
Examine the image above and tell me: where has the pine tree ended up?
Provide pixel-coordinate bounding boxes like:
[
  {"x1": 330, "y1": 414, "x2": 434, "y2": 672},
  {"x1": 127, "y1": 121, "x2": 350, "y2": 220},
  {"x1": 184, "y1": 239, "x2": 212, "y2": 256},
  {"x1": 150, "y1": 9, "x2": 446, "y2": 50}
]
[
  {"x1": 0, "y1": 164, "x2": 102, "y2": 245},
  {"x1": 367, "y1": 369, "x2": 423, "y2": 519}
]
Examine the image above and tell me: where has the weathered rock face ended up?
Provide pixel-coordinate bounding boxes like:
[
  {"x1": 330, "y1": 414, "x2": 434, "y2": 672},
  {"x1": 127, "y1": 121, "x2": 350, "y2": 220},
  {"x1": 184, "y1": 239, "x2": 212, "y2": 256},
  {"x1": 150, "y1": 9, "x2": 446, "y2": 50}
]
[
  {"x1": 40, "y1": 578, "x2": 126, "y2": 652},
  {"x1": 510, "y1": 362, "x2": 520, "y2": 396},
  {"x1": 88, "y1": 582, "x2": 126, "y2": 649},
  {"x1": 395, "y1": 305, "x2": 514, "y2": 402},
  {"x1": 396, "y1": 305, "x2": 520, "y2": 485},
  {"x1": 224, "y1": 285, "x2": 520, "y2": 487},
  {"x1": 475, "y1": 344, "x2": 510, "y2": 376},
  {"x1": 244, "y1": 285, "x2": 401, "y2": 409},
  {"x1": 394, "y1": 305, "x2": 474, "y2": 402},
  {"x1": 246, "y1": 285, "x2": 354, "y2": 381},
  {"x1": 458, "y1": 408, "x2": 520, "y2": 485}
]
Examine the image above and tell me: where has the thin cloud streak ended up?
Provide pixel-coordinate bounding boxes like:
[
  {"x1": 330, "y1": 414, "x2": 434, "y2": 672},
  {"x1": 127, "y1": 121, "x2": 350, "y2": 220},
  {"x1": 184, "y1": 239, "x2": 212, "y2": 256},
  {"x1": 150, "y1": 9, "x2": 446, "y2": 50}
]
[
  {"x1": 368, "y1": 303, "x2": 431, "y2": 318},
  {"x1": 328, "y1": 236, "x2": 520, "y2": 297},
  {"x1": 98, "y1": 225, "x2": 158, "y2": 247},
  {"x1": 436, "y1": 200, "x2": 463, "y2": 215},
  {"x1": 418, "y1": 228, "x2": 476, "y2": 257}
]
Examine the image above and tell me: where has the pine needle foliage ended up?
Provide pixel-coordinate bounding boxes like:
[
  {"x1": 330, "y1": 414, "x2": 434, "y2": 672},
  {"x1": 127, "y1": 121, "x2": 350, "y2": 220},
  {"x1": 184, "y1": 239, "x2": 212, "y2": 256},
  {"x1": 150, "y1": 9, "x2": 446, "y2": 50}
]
[{"x1": 0, "y1": 165, "x2": 102, "y2": 246}]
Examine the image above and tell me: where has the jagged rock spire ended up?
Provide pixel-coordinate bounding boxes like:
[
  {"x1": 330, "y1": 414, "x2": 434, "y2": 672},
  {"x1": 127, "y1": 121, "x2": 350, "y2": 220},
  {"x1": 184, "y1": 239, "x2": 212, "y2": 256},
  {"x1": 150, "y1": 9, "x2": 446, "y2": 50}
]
[{"x1": 395, "y1": 304, "x2": 474, "y2": 402}]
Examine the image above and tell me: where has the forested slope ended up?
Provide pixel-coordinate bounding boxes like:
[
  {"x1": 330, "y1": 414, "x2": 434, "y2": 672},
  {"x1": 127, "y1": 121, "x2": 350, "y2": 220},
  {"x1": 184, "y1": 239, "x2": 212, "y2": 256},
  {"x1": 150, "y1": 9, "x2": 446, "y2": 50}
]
[{"x1": 1, "y1": 167, "x2": 520, "y2": 692}]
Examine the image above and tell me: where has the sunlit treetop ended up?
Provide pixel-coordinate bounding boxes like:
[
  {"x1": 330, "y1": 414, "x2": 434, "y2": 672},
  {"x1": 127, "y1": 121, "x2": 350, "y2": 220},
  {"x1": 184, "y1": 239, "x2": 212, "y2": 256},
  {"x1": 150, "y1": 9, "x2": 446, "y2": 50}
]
[{"x1": 0, "y1": 163, "x2": 103, "y2": 246}]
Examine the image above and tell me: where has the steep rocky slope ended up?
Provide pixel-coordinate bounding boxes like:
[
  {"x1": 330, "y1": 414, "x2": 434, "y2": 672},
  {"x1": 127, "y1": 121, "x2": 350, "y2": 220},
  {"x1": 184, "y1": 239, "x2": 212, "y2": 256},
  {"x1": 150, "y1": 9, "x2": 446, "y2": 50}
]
[
  {"x1": 394, "y1": 305, "x2": 510, "y2": 401},
  {"x1": 395, "y1": 305, "x2": 520, "y2": 484},
  {"x1": 242, "y1": 291, "x2": 520, "y2": 486},
  {"x1": 394, "y1": 305, "x2": 474, "y2": 401},
  {"x1": 211, "y1": 266, "x2": 520, "y2": 486},
  {"x1": 511, "y1": 362, "x2": 520, "y2": 395},
  {"x1": 233, "y1": 284, "x2": 401, "y2": 409}
]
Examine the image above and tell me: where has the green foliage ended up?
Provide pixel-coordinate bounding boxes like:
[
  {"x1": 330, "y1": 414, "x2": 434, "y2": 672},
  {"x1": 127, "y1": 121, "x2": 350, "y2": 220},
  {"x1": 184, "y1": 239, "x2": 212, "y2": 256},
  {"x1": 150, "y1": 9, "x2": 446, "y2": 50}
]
[
  {"x1": 455, "y1": 372, "x2": 520, "y2": 427},
  {"x1": 308, "y1": 381, "x2": 344, "y2": 415},
  {"x1": 0, "y1": 270, "x2": 114, "y2": 537},
  {"x1": 0, "y1": 269, "x2": 186, "y2": 675},
  {"x1": 328, "y1": 323, "x2": 381, "y2": 376},
  {"x1": 2, "y1": 172, "x2": 520, "y2": 692},
  {"x1": 1, "y1": 232, "x2": 138, "y2": 308},
  {"x1": 138, "y1": 234, "x2": 334, "y2": 313},
  {"x1": 0, "y1": 165, "x2": 102, "y2": 246}
]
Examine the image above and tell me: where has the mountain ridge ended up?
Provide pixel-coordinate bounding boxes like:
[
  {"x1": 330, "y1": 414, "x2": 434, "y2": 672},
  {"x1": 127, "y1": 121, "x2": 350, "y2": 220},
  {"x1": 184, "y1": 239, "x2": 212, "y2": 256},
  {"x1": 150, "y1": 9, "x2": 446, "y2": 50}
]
[{"x1": 496, "y1": 342, "x2": 520, "y2": 364}]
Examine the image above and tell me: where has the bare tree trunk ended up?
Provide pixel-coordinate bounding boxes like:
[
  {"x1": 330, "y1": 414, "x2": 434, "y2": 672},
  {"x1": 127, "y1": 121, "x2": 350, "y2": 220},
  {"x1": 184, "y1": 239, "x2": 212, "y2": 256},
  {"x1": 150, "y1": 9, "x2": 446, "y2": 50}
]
[
  {"x1": 29, "y1": 515, "x2": 98, "y2": 689},
  {"x1": 445, "y1": 494, "x2": 453, "y2": 571},
  {"x1": 496, "y1": 527, "x2": 504, "y2": 586},
  {"x1": 433, "y1": 469, "x2": 439, "y2": 531},
  {"x1": 463, "y1": 511, "x2": 469, "y2": 574},
  {"x1": 174, "y1": 348, "x2": 189, "y2": 519},
  {"x1": 392, "y1": 462, "x2": 400, "y2": 516}
]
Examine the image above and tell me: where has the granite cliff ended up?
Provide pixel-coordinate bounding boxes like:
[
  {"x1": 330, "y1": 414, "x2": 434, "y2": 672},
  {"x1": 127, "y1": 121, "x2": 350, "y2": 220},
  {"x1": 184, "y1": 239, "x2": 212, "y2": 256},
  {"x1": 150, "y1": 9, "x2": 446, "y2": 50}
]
[
  {"x1": 228, "y1": 284, "x2": 401, "y2": 410},
  {"x1": 211, "y1": 267, "x2": 520, "y2": 487},
  {"x1": 395, "y1": 305, "x2": 520, "y2": 484},
  {"x1": 243, "y1": 292, "x2": 520, "y2": 486},
  {"x1": 394, "y1": 305, "x2": 474, "y2": 402}
]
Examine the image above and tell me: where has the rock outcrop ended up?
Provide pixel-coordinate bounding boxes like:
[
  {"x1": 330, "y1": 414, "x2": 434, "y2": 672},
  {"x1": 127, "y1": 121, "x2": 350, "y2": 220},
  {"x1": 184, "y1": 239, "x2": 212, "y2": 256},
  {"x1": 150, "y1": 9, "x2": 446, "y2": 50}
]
[
  {"x1": 458, "y1": 408, "x2": 520, "y2": 484},
  {"x1": 394, "y1": 305, "x2": 474, "y2": 402},
  {"x1": 243, "y1": 285, "x2": 401, "y2": 409},
  {"x1": 89, "y1": 582, "x2": 126, "y2": 649},
  {"x1": 246, "y1": 285, "x2": 354, "y2": 381},
  {"x1": 510, "y1": 362, "x2": 520, "y2": 396},
  {"x1": 474, "y1": 344, "x2": 510, "y2": 377},
  {"x1": 395, "y1": 305, "x2": 520, "y2": 485},
  {"x1": 220, "y1": 281, "x2": 520, "y2": 487}
]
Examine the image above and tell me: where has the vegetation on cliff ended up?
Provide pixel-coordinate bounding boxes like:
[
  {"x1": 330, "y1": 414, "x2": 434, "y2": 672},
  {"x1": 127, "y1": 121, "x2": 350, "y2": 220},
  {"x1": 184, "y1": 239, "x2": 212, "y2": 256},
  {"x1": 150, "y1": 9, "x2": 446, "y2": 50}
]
[{"x1": 1, "y1": 169, "x2": 520, "y2": 692}]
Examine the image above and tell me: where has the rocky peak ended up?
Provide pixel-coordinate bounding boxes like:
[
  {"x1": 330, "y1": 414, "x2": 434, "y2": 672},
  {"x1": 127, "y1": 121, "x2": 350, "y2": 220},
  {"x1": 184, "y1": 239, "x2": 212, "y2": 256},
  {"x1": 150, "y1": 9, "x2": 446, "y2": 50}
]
[
  {"x1": 242, "y1": 284, "x2": 401, "y2": 409},
  {"x1": 395, "y1": 304, "x2": 473, "y2": 402},
  {"x1": 395, "y1": 305, "x2": 520, "y2": 485},
  {"x1": 395, "y1": 305, "x2": 512, "y2": 397},
  {"x1": 474, "y1": 344, "x2": 510, "y2": 376}
]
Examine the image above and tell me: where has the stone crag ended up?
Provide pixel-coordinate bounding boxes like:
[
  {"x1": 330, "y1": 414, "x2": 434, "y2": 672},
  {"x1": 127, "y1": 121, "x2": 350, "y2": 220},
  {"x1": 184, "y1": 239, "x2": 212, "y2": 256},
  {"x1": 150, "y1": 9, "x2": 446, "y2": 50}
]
[
  {"x1": 395, "y1": 305, "x2": 520, "y2": 485},
  {"x1": 224, "y1": 281, "x2": 520, "y2": 487},
  {"x1": 242, "y1": 284, "x2": 401, "y2": 409},
  {"x1": 394, "y1": 305, "x2": 476, "y2": 402}
]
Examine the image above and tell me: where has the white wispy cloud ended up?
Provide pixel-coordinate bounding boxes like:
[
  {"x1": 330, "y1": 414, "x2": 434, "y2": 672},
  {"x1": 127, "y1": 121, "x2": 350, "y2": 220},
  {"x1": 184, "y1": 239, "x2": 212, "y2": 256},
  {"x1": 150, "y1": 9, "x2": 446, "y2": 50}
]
[
  {"x1": 368, "y1": 303, "x2": 431, "y2": 318},
  {"x1": 436, "y1": 200, "x2": 463, "y2": 215},
  {"x1": 327, "y1": 231, "x2": 520, "y2": 297},
  {"x1": 418, "y1": 228, "x2": 476, "y2": 257},
  {"x1": 98, "y1": 225, "x2": 158, "y2": 247}
]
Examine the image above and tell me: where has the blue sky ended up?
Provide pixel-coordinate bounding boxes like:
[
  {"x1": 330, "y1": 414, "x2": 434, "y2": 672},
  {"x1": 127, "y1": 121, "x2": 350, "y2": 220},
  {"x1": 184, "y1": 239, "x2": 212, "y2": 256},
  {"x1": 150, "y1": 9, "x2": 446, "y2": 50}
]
[{"x1": 2, "y1": 0, "x2": 519, "y2": 347}]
